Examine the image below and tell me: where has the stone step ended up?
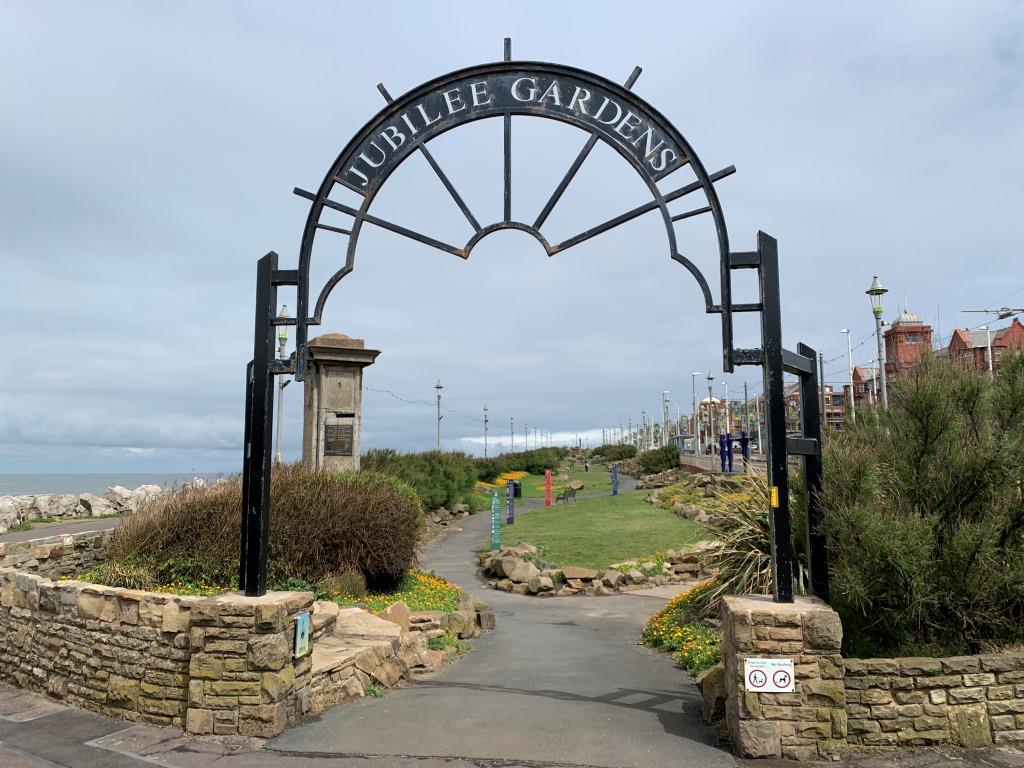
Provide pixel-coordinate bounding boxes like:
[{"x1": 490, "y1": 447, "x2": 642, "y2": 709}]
[
  {"x1": 311, "y1": 635, "x2": 377, "y2": 677},
  {"x1": 333, "y1": 606, "x2": 402, "y2": 642},
  {"x1": 310, "y1": 600, "x2": 339, "y2": 642},
  {"x1": 308, "y1": 606, "x2": 445, "y2": 716}
]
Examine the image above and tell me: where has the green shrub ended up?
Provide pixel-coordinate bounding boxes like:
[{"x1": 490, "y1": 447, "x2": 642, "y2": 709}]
[
  {"x1": 823, "y1": 354, "x2": 1024, "y2": 656},
  {"x1": 590, "y1": 444, "x2": 637, "y2": 462},
  {"x1": 474, "y1": 447, "x2": 569, "y2": 481},
  {"x1": 363, "y1": 449, "x2": 477, "y2": 509},
  {"x1": 638, "y1": 444, "x2": 680, "y2": 475},
  {"x1": 108, "y1": 464, "x2": 423, "y2": 590}
]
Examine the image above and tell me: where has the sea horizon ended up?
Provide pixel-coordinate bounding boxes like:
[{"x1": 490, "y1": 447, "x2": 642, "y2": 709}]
[{"x1": 0, "y1": 473, "x2": 234, "y2": 497}]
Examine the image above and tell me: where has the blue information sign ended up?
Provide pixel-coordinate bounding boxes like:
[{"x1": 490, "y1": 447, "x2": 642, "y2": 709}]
[
  {"x1": 506, "y1": 479, "x2": 515, "y2": 525},
  {"x1": 611, "y1": 463, "x2": 620, "y2": 496},
  {"x1": 490, "y1": 491, "x2": 501, "y2": 549}
]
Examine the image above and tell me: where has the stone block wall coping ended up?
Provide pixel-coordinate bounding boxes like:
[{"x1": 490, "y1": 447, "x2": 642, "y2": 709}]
[{"x1": 717, "y1": 594, "x2": 1024, "y2": 759}]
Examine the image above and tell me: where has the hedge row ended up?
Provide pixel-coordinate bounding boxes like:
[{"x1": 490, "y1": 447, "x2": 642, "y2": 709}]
[
  {"x1": 362, "y1": 449, "x2": 478, "y2": 510},
  {"x1": 473, "y1": 447, "x2": 570, "y2": 482},
  {"x1": 637, "y1": 444, "x2": 680, "y2": 474},
  {"x1": 589, "y1": 443, "x2": 637, "y2": 462}
]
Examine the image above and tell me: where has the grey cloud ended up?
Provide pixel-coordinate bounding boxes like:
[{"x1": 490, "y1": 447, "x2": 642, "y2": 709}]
[{"x1": 2, "y1": 1, "x2": 1022, "y2": 472}]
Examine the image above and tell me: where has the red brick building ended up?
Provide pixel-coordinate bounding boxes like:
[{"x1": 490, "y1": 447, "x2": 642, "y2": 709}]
[
  {"x1": 884, "y1": 311, "x2": 933, "y2": 376},
  {"x1": 849, "y1": 365, "x2": 878, "y2": 413},
  {"x1": 947, "y1": 318, "x2": 1024, "y2": 371}
]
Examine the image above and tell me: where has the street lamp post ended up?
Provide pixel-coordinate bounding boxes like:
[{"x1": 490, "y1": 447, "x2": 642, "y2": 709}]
[
  {"x1": 721, "y1": 381, "x2": 730, "y2": 435},
  {"x1": 274, "y1": 304, "x2": 290, "y2": 465},
  {"x1": 691, "y1": 371, "x2": 701, "y2": 455},
  {"x1": 435, "y1": 380, "x2": 444, "y2": 450},
  {"x1": 661, "y1": 391, "x2": 670, "y2": 448},
  {"x1": 706, "y1": 371, "x2": 715, "y2": 442},
  {"x1": 980, "y1": 325, "x2": 993, "y2": 377},
  {"x1": 841, "y1": 328, "x2": 855, "y2": 422},
  {"x1": 866, "y1": 276, "x2": 889, "y2": 408}
]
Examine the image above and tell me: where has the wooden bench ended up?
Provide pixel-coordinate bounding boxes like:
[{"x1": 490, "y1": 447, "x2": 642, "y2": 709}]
[{"x1": 555, "y1": 488, "x2": 577, "y2": 504}]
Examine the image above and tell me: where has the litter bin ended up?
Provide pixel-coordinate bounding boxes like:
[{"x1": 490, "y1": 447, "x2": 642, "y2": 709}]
[{"x1": 513, "y1": 481, "x2": 522, "y2": 499}]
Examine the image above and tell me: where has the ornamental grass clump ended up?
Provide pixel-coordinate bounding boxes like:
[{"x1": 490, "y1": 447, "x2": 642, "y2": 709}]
[
  {"x1": 685, "y1": 472, "x2": 802, "y2": 620},
  {"x1": 105, "y1": 463, "x2": 423, "y2": 591},
  {"x1": 823, "y1": 353, "x2": 1024, "y2": 656}
]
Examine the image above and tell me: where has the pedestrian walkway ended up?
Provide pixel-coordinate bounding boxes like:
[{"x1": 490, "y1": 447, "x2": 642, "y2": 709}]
[
  {"x1": 270, "y1": 504, "x2": 732, "y2": 768},
  {"x1": 0, "y1": 516, "x2": 120, "y2": 544}
]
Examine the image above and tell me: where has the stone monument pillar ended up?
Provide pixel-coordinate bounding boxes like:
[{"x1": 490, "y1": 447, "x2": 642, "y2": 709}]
[{"x1": 301, "y1": 334, "x2": 380, "y2": 472}]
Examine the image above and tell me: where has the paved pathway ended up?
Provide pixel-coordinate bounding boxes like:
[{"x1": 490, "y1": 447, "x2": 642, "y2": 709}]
[
  {"x1": 270, "y1": 503, "x2": 732, "y2": 768},
  {"x1": 0, "y1": 517, "x2": 120, "y2": 543}
]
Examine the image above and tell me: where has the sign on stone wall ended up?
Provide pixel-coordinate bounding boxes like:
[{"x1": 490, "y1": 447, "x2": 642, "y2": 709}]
[
  {"x1": 324, "y1": 424, "x2": 354, "y2": 457},
  {"x1": 744, "y1": 657, "x2": 795, "y2": 693}
]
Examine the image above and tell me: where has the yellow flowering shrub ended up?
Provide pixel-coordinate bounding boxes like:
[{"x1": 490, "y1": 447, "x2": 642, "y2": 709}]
[{"x1": 642, "y1": 579, "x2": 721, "y2": 675}]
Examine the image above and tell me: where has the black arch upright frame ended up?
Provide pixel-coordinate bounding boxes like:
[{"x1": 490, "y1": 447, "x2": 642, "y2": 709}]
[{"x1": 239, "y1": 43, "x2": 827, "y2": 604}]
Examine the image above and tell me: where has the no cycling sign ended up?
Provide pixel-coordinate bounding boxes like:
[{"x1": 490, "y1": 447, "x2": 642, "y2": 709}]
[{"x1": 744, "y1": 658, "x2": 795, "y2": 693}]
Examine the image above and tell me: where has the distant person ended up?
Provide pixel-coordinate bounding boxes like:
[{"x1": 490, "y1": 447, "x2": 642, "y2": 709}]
[
  {"x1": 584, "y1": 460, "x2": 589, "y2": 472},
  {"x1": 718, "y1": 433, "x2": 728, "y2": 473},
  {"x1": 740, "y1": 430, "x2": 750, "y2": 469},
  {"x1": 726, "y1": 435, "x2": 734, "y2": 472}
]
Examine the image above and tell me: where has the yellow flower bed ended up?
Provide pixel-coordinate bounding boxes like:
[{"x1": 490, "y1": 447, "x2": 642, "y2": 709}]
[
  {"x1": 641, "y1": 579, "x2": 721, "y2": 675},
  {"x1": 333, "y1": 570, "x2": 462, "y2": 613}
]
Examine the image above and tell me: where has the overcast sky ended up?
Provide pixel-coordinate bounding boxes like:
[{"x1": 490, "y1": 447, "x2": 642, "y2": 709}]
[{"x1": 2, "y1": 2, "x2": 1022, "y2": 474}]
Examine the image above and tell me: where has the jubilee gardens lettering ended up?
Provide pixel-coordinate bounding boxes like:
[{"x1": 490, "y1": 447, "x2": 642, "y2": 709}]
[{"x1": 339, "y1": 71, "x2": 687, "y2": 193}]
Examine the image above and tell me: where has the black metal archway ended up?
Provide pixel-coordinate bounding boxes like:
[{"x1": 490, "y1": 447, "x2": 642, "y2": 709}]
[{"x1": 239, "y1": 41, "x2": 827, "y2": 605}]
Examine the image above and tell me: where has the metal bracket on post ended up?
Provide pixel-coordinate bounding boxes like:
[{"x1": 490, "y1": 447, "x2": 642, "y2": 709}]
[{"x1": 239, "y1": 252, "x2": 279, "y2": 596}]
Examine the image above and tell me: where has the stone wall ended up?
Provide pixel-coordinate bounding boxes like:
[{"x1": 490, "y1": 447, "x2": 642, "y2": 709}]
[
  {"x1": 0, "y1": 561, "x2": 318, "y2": 737},
  {"x1": 845, "y1": 654, "x2": 1024, "y2": 747},
  {"x1": 185, "y1": 591, "x2": 314, "y2": 737},
  {"x1": 720, "y1": 595, "x2": 846, "y2": 761},
  {"x1": 0, "y1": 568, "x2": 195, "y2": 726},
  {"x1": 716, "y1": 595, "x2": 1024, "y2": 760},
  {"x1": 0, "y1": 530, "x2": 112, "y2": 578}
]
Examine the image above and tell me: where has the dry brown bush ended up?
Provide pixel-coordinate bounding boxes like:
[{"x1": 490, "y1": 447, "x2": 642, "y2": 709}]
[{"x1": 108, "y1": 464, "x2": 423, "y2": 589}]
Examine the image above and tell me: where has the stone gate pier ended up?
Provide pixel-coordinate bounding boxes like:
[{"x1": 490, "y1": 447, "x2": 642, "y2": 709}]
[{"x1": 301, "y1": 333, "x2": 379, "y2": 472}]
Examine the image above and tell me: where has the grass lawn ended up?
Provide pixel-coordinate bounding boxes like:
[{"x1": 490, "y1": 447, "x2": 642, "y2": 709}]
[
  {"x1": 493, "y1": 490, "x2": 704, "y2": 570},
  {"x1": 511, "y1": 462, "x2": 614, "y2": 498}
]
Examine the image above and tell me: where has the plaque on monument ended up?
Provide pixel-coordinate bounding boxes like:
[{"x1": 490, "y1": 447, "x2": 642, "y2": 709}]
[{"x1": 324, "y1": 424, "x2": 354, "y2": 456}]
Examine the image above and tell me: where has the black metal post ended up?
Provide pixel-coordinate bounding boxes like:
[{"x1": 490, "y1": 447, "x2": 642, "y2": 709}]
[
  {"x1": 757, "y1": 232, "x2": 794, "y2": 602},
  {"x1": 240, "y1": 252, "x2": 278, "y2": 596},
  {"x1": 239, "y1": 360, "x2": 254, "y2": 590},
  {"x1": 798, "y1": 342, "x2": 828, "y2": 601}
]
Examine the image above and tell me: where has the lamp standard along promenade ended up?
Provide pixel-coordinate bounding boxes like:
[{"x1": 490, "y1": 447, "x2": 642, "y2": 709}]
[
  {"x1": 274, "y1": 304, "x2": 291, "y2": 464},
  {"x1": 841, "y1": 328, "x2": 855, "y2": 422},
  {"x1": 867, "y1": 276, "x2": 889, "y2": 408}
]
